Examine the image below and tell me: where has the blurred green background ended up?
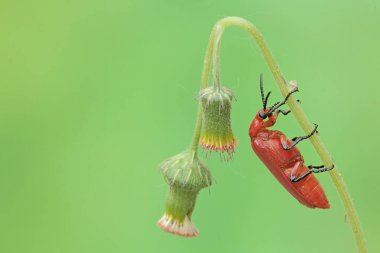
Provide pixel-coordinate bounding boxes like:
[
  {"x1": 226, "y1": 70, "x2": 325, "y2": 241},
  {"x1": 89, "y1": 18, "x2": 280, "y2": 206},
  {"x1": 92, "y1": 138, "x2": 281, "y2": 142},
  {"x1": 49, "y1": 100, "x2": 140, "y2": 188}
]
[{"x1": 1, "y1": 0, "x2": 379, "y2": 252}]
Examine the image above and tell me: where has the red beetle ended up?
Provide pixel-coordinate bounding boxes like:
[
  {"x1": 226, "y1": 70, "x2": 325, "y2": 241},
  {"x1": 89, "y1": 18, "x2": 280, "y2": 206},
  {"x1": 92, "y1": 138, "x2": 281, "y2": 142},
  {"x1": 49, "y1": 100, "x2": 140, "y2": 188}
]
[{"x1": 249, "y1": 74, "x2": 334, "y2": 209}]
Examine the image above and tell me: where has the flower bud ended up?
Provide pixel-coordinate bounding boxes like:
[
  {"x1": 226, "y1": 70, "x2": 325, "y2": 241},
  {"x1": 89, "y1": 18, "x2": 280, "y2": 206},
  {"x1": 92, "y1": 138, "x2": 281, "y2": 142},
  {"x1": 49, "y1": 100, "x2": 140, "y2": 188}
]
[
  {"x1": 199, "y1": 86, "x2": 237, "y2": 157},
  {"x1": 157, "y1": 150, "x2": 211, "y2": 237}
]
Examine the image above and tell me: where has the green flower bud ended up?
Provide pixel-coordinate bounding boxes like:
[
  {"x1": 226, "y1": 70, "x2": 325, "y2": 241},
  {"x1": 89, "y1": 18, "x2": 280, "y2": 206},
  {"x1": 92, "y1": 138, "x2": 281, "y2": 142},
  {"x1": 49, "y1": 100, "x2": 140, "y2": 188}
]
[
  {"x1": 199, "y1": 86, "x2": 237, "y2": 157},
  {"x1": 157, "y1": 150, "x2": 211, "y2": 237}
]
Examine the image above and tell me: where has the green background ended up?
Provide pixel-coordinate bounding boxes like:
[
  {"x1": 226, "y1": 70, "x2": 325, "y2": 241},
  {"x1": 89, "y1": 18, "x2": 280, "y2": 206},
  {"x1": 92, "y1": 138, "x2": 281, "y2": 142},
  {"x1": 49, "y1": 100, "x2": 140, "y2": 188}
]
[{"x1": 1, "y1": 0, "x2": 379, "y2": 252}]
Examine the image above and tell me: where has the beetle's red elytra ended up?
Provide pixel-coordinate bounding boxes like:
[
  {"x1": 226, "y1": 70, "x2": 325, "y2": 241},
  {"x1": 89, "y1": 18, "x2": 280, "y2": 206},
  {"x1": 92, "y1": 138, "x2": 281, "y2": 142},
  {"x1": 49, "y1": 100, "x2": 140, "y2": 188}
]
[{"x1": 249, "y1": 74, "x2": 334, "y2": 209}]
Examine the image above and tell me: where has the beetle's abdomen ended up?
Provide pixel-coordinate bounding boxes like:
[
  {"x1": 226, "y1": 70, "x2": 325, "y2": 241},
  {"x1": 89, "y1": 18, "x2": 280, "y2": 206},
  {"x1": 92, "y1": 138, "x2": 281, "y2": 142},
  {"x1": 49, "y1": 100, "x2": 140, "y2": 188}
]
[
  {"x1": 283, "y1": 165, "x2": 330, "y2": 209},
  {"x1": 251, "y1": 131, "x2": 330, "y2": 209}
]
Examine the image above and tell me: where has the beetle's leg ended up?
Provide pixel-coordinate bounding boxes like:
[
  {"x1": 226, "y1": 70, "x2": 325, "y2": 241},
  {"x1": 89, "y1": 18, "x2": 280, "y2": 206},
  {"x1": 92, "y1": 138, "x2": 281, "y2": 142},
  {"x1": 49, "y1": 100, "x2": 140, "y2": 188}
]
[
  {"x1": 277, "y1": 109, "x2": 291, "y2": 116},
  {"x1": 307, "y1": 165, "x2": 324, "y2": 169},
  {"x1": 290, "y1": 164, "x2": 335, "y2": 183},
  {"x1": 282, "y1": 123, "x2": 318, "y2": 150},
  {"x1": 288, "y1": 161, "x2": 303, "y2": 182},
  {"x1": 267, "y1": 87, "x2": 299, "y2": 114},
  {"x1": 308, "y1": 164, "x2": 335, "y2": 174}
]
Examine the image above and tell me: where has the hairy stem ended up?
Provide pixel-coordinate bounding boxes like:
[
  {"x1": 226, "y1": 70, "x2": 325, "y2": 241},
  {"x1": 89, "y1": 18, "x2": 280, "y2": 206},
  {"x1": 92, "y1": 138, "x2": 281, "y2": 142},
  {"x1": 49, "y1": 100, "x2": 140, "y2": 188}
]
[
  {"x1": 191, "y1": 16, "x2": 367, "y2": 252},
  {"x1": 212, "y1": 25, "x2": 223, "y2": 89},
  {"x1": 190, "y1": 27, "x2": 216, "y2": 152}
]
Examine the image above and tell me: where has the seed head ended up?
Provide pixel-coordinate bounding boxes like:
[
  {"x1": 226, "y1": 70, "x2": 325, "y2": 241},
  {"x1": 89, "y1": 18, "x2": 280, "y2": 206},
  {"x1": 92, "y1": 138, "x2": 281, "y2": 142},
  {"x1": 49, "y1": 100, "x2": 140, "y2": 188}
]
[
  {"x1": 157, "y1": 150, "x2": 212, "y2": 237},
  {"x1": 199, "y1": 86, "x2": 237, "y2": 158}
]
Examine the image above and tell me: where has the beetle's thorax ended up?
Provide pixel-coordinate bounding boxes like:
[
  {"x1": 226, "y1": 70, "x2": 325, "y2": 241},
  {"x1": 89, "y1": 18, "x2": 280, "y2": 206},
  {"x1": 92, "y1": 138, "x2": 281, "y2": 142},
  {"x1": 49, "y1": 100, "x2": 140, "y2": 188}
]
[
  {"x1": 249, "y1": 109, "x2": 277, "y2": 138},
  {"x1": 249, "y1": 113, "x2": 263, "y2": 137}
]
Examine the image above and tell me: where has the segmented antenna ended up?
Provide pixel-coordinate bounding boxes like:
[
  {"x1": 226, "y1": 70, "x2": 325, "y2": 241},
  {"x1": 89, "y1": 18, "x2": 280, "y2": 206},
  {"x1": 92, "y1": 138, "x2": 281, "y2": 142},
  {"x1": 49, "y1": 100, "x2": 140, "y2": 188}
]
[
  {"x1": 260, "y1": 74, "x2": 272, "y2": 110},
  {"x1": 259, "y1": 74, "x2": 266, "y2": 109},
  {"x1": 264, "y1": 91, "x2": 271, "y2": 110}
]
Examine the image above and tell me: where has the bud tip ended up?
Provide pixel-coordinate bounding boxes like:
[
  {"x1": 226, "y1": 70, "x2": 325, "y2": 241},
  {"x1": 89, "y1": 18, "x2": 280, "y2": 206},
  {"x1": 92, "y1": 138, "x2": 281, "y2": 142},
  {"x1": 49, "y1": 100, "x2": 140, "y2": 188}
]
[{"x1": 157, "y1": 214, "x2": 199, "y2": 237}]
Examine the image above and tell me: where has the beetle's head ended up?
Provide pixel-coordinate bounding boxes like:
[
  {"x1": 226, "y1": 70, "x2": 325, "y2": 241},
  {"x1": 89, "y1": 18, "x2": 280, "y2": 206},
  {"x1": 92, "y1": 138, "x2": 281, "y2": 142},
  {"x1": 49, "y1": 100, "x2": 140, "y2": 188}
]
[{"x1": 259, "y1": 108, "x2": 272, "y2": 120}]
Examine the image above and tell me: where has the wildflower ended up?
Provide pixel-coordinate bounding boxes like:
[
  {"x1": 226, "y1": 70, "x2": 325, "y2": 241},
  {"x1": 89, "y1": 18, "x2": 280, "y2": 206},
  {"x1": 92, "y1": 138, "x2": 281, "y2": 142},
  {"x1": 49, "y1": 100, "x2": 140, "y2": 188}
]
[
  {"x1": 199, "y1": 86, "x2": 237, "y2": 157},
  {"x1": 157, "y1": 150, "x2": 211, "y2": 237}
]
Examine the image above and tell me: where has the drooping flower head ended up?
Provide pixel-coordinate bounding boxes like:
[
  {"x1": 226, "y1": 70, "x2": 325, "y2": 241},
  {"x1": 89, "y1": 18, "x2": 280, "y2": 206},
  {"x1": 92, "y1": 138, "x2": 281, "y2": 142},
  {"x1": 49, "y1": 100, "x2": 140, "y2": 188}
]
[
  {"x1": 157, "y1": 150, "x2": 212, "y2": 237},
  {"x1": 199, "y1": 86, "x2": 237, "y2": 158}
]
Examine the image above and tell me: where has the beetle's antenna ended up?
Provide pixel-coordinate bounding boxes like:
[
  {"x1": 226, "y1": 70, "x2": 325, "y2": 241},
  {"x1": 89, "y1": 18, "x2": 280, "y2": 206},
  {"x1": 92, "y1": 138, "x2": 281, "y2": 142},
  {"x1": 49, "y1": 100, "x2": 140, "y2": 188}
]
[
  {"x1": 260, "y1": 73, "x2": 266, "y2": 109},
  {"x1": 263, "y1": 91, "x2": 271, "y2": 110}
]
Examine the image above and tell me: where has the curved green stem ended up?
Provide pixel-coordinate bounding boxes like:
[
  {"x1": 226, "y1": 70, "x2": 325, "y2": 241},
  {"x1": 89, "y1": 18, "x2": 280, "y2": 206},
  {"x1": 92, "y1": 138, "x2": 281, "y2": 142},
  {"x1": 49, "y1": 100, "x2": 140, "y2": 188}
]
[
  {"x1": 190, "y1": 27, "x2": 216, "y2": 152},
  {"x1": 191, "y1": 16, "x2": 367, "y2": 252},
  {"x1": 212, "y1": 25, "x2": 223, "y2": 89}
]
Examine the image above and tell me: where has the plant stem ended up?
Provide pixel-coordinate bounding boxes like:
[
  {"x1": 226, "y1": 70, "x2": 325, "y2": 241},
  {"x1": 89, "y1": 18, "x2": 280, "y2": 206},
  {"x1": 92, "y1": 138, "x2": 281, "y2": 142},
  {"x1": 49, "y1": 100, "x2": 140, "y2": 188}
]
[
  {"x1": 212, "y1": 25, "x2": 223, "y2": 89},
  {"x1": 191, "y1": 16, "x2": 367, "y2": 253},
  {"x1": 190, "y1": 27, "x2": 216, "y2": 152}
]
